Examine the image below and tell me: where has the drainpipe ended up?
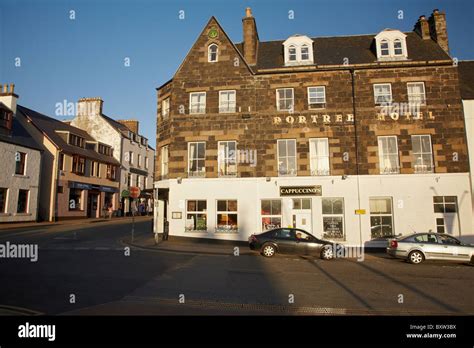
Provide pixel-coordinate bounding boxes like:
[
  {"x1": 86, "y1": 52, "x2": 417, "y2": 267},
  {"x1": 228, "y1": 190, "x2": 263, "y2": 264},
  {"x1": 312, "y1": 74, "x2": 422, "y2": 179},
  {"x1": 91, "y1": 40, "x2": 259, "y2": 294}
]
[{"x1": 350, "y1": 68, "x2": 363, "y2": 246}]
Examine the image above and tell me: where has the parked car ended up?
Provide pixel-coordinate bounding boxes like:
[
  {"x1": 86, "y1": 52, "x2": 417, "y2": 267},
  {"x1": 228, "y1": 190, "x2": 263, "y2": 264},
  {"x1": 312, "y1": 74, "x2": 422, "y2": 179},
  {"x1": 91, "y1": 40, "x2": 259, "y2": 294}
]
[
  {"x1": 387, "y1": 232, "x2": 474, "y2": 265},
  {"x1": 248, "y1": 228, "x2": 339, "y2": 259}
]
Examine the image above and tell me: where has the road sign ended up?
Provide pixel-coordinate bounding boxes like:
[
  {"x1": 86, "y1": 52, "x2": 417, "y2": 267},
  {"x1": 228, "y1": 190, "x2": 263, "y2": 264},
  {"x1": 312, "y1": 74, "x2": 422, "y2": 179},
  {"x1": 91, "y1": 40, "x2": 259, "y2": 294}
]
[
  {"x1": 129, "y1": 186, "x2": 141, "y2": 199},
  {"x1": 355, "y1": 209, "x2": 366, "y2": 215},
  {"x1": 121, "y1": 190, "x2": 130, "y2": 198}
]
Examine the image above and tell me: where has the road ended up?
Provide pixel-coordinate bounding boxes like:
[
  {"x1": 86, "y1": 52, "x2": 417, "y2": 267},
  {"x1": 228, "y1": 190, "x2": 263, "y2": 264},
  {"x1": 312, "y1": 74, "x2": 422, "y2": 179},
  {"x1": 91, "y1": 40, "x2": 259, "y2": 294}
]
[{"x1": 0, "y1": 219, "x2": 473, "y2": 315}]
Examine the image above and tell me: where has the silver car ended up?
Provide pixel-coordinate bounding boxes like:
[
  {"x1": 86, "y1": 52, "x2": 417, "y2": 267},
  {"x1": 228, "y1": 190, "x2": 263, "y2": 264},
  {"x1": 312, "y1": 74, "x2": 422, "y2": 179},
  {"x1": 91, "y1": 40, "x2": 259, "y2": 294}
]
[{"x1": 387, "y1": 232, "x2": 474, "y2": 265}]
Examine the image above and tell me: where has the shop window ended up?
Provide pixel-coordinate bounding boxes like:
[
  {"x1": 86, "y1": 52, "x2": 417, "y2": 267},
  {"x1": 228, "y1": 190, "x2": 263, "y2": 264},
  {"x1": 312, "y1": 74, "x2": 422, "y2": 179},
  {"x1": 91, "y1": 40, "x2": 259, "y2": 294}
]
[
  {"x1": 185, "y1": 200, "x2": 207, "y2": 231},
  {"x1": 216, "y1": 200, "x2": 238, "y2": 233},
  {"x1": 308, "y1": 86, "x2": 326, "y2": 109},
  {"x1": 377, "y1": 136, "x2": 399, "y2": 174},
  {"x1": 261, "y1": 199, "x2": 282, "y2": 232},
  {"x1": 309, "y1": 138, "x2": 329, "y2": 176},
  {"x1": 411, "y1": 135, "x2": 433, "y2": 173},
  {"x1": 17, "y1": 189, "x2": 29, "y2": 213},
  {"x1": 0, "y1": 188, "x2": 7, "y2": 213},
  {"x1": 276, "y1": 88, "x2": 294, "y2": 111},
  {"x1": 69, "y1": 188, "x2": 82, "y2": 211},
  {"x1": 370, "y1": 197, "x2": 394, "y2": 238},
  {"x1": 218, "y1": 141, "x2": 237, "y2": 177},
  {"x1": 277, "y1": 139, "x2": 297, "y2": 176},
  {"x1": 322, "y1": 198, "x2": 345, "y2": 240},
  {"x1": 189, "y1": 92, "x2": 206, "y2": 114},
  {"x1": 219, "y1": 90, "x2": 236, "y2": 113},
  {"x1": 15, "y1": 152, "x2": 26, "y2": 175},
  {"x1": 188, "y1": 142, "x2": 206, "y2": 177}
]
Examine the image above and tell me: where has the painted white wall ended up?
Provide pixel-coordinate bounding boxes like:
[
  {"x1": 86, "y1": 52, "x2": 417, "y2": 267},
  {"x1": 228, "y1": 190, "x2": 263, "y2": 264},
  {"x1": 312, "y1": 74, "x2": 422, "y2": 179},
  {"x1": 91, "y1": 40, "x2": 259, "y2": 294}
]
[
  {"x1": 0, "y1": 141, "x2": 41, "y2": 222},
  {"x1": 462, "y1": 99, "x2": 474, "y2": 233},
  {"x1": 155, "y1": 173, "x2": 473, "y2": 245}
]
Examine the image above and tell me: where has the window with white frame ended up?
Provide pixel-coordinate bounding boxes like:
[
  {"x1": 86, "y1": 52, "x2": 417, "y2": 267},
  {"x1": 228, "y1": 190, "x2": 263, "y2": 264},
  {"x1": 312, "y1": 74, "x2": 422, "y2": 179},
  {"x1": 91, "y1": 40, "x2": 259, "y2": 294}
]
[
  {"x1": 370, "y1": 197, "x2": 394, "y2": 238},
  {"x1": 208, "y1": 44, "x2": 218, "y2": 62},
  {"x1": 288, "y1": 45, "x2": 297, "y2": 61},
  {"x1": 185, "y1": 200, "x2": 207, "y2": 231},
  {"x1": 138, "y1": 154, "x2": 142, "y2": 168},
  {"x1": 188, "y1": 142, "x2": 206, "y2": 177},
  {"x1": 380, "y1": 40, "x2": 390, "y2": 56},
  {"x1": 218, "y1": 90, "x2": 236, "y2": 113},
  {"x1": 218, "y1": 141, "x2": 237, "y2": 177},
  {"x1": 393, "y1": 39, "x2": 403, "y2": 55},
  {"x1": 308, "y1": 86, "x2": 326, "y2": 109},
  {"x1": 411, "y1": 135, "x2": 433, "y2": 173},
  {"x1": 261, "y1": 199, "x2": 282, "y2": 232},
  {"x1": 161, "y1": 145, "x2": 169, "y2": 178},
  {"x1": 145, "y1": 156, "x2": 149, "y2": 170},
  {"x1": 309, "y1": 138, "x2": 330, "y2": 176},
  {"x1": 283, "y1": 35, "x2": 314, "y2": 65},
  {"x1": 373, "y1": 84, "x2": 392, "y2": 105},
  {"x1": 378, "y1": 136, "x2": 399, "y2": 174},
  {"x1": 189, "y1": 92, "x2": 206, "y2": 114},
  {"x1": 216, "y1": 200, "x2": 238, "y2": 232},
  {"x1": 161, "y1": 98, "x2": 170, "y2": 118},
  {"x1": 277, "y1": 139, "x2": 297, "y2": 176},
  {"x1": 322, "y1": 198, "x2": 345, "y2": 240},
  {"x1": 407, "y1": 82, "x2": 426, "y2": 105},
  {"x1": 276, "y1": 88, "x2": 294, "y2": 111},
  {"x1": 301, "y1": 45, "x2": 310, "y2": 60}
]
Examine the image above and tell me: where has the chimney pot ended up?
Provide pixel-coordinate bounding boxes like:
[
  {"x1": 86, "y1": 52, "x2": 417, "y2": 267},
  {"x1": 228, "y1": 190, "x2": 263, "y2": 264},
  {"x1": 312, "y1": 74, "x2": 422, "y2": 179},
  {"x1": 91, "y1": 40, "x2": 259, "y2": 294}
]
[
  {"x1": 245, "y1": 7, "x2": 252, "y2": 17},
  {"x1": 10, "y1": 84, "x2": 15, "y2": 94},
  {"x1": 242, "y1": 7, "x2": 259, "y2": 65}
]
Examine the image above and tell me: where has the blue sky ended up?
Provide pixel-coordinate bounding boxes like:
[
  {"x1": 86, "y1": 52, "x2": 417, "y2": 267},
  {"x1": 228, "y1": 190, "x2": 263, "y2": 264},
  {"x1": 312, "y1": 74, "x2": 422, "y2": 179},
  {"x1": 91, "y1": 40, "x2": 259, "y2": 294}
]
[{"x1": 1, "y1": 0, "x2": 473, "y2": 148}]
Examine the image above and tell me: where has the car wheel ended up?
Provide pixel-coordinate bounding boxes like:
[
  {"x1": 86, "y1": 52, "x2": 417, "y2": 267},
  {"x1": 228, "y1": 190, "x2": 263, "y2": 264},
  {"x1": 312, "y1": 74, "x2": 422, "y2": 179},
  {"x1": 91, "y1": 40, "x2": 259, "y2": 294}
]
[
  {"x1": 261, "y1": 244, "x2": 276, "y2": 258},
  {"x1": 408, "y1": 250, "x2": 424, "y2": 264},
  {"x1": 321, "y1": 246, "x2": 334, "y2": 260}
]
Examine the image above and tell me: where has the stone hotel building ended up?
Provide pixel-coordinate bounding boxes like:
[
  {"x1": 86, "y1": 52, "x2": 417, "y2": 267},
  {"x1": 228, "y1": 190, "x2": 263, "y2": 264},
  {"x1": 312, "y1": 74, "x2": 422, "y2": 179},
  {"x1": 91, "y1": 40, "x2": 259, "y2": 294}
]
[{"x1": 154, "y1": 8, "x2": 472, "y2": 244}]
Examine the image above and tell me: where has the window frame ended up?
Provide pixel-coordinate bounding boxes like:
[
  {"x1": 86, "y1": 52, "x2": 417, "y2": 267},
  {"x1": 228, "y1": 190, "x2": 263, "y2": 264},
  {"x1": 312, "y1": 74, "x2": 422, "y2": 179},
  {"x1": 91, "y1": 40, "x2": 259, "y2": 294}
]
[
  {"x1": 407, "y1": 82, "x2": 426, "y2": 106},
  {"x1": 185, "y1": 200, "x2": 207, "y2": 232},
  {"x1": 288, "y1": 45, "x2": 297, "y2": 61},
  {"x1": 189, "y1": 92, "x2": 207, "y2": 115},
  {"x1": 216, "y1": 199, "x2": 238, "y2": 233},
  {"x1": 261, "y1": 199, "x2": 282, "y2": 232},
  {"x1": 0, "y1": 188, "x2": 8, "y2": 213},
  {"x1": 377, "y1": 135, "x2": 400, "y2": 174},
  {"x1": 309, "y1": 138, "x2": 330, "y2": 176},
  {"x1": 277, "y1": 139, "x2": 297, "y2": 177},
  {"x1": 188, "y1": 142, "x2": 206, "y2": 177},
  {"x1": 15, "y1": 151, "x2": 27, "y2": 176},
  {"x1": 380, "y1": 39, "x2": 390, "y2": 56},
  {"x1": 72, "y1": 155, "x2": 86, "y2": 175},
  {"x1": 208, "y1": 43, "x2": 218, "y2": 63},
  {"x1": 161, "y1": 97, "x2": 170, "y2": 119},
  {"x1": 161, "y1": 145, "x2": 169, "y2": 178},
  {"x1": 218, "y1": 90, "x2": 236, "y2": 113},
  {"x1": 411, "y1": 134, "x2": 434, "y2": 173},
  {"x1": 373, "y1": 83, "x2": 393, "y2": 106},
  {"x1": 17, "y1": 189, "x2": 29, "y2": 214},
  {"x1": 369, "y1": 197, "x2": 394, "y2": 238},
  {"x1": 218, "y1": 140, "x2": 237, "y2": 177},
  {"x1": 321, "y1": 197, "x2": 345, "y2": 240},
  {"x1": 276, "y1": 88, "x2": 294, "y2": 112},
  {"x1": 307, "y1": 86, "x2": 326, "y2": 109}
]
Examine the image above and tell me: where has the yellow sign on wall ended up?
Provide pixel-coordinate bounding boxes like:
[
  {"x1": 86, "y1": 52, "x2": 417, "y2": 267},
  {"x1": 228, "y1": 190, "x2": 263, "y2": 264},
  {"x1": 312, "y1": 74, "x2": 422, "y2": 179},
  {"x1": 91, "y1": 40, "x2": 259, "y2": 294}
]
[{"x1": 355, "y1": 209, "x2": 366, "y2": 215}]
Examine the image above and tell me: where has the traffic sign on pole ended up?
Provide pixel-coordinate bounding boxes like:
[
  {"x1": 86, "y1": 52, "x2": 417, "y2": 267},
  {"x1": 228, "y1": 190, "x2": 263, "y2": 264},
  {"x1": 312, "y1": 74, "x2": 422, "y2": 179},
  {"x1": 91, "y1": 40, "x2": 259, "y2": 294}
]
[{"x1": 129, "y1": 186, "x2": 141, "y2": 199}]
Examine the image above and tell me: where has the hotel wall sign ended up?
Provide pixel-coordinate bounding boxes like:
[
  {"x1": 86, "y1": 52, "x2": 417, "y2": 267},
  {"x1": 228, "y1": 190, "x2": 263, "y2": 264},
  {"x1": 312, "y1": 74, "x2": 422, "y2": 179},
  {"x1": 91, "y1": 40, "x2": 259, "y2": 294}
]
[{"x1": 280, "y1": 186, "x2": 322, "y2": 196}]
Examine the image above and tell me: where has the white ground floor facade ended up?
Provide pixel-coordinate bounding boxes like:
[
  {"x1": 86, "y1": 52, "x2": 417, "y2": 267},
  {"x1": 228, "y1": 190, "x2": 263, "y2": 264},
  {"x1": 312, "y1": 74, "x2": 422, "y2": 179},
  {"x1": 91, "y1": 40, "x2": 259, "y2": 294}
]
[{"x1": 153, "y1": 173, "x2": 473, "y2": 246}]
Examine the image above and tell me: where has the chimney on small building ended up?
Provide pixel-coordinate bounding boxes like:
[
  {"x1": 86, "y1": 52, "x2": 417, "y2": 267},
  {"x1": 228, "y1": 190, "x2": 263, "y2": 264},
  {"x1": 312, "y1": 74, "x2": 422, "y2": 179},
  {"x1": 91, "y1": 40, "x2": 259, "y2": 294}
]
[
  {"x1": 118, "y1": 119, "x2": 139, "y2": 134},
  {"x1": 77, "y1": 97, "x2": 103, "y2": 117},
  {"x1": 0, "y1": 83, "x2": 19, "y2": 114},
  {"x1": 414, "y1": 15, "x2": 430, "y2": 40},
  {"x1": 428, "y1": 9, "x2": 449, "y2": 54},
  {"x1": 242, "y1": 7, "x2": 259, "y2": 65}
]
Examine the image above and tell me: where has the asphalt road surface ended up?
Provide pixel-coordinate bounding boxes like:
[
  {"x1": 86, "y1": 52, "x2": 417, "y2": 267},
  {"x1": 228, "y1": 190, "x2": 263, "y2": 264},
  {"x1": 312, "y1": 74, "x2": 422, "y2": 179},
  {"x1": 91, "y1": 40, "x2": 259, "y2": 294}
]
[{"x1": 0, "y1": 219, "x2": 473, "y2": 315}]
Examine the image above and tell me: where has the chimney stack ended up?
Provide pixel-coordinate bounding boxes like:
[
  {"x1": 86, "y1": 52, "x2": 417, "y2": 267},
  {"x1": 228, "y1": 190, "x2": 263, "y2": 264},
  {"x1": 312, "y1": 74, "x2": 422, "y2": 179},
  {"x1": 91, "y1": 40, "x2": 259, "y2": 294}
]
[
  {"x1": 414, "y1": 15, "x2": 430, "y2": 40},
  {"x1": 77, "y1": 97, "x2": 103, "y2": 117},
  {"x1": 0, "y1": 83, "x2": 19, "y2": 114},
  {"x1": 428, "y1": 9, "x2": 449, "y2": 54},
  {"x1": 118, "y1": 119, "x2": 139, "y2": 134},
  {"x1": 242, "y1": 7, "x2": 259, "y2": 66}
]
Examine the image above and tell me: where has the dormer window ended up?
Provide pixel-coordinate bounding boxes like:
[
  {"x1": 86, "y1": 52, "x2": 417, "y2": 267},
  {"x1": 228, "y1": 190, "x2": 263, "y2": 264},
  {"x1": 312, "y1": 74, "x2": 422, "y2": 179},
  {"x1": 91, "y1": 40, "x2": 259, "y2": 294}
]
[
  {"x1": 283, "y1": 35, "x2": 314, "y2": 66},
  {"x1": 393, "y1": 39, "x2": 403, "y2": 56},
  {"x1": 288, "y1": 46, "x2": 297, "y2": 61},
  {"x1": 375, "y1": 30, "x2": 408, "y2": 60},
  {"x1": 380, "y1": 40, "x2": 390, "y2": 56},
  {"x1": 208, "y1": 44, "x2": 218, "y2": 62},
  {"x1": 301, "y1": 45, "x2": 309, "y2": 60}
]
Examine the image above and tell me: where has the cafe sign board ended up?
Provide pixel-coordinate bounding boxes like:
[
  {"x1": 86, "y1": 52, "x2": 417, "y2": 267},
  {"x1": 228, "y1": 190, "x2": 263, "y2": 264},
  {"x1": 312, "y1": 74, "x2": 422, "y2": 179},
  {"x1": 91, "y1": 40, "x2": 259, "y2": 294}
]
[{"x1": 279, "y1": 186, "x2": 322, "y2": 196}]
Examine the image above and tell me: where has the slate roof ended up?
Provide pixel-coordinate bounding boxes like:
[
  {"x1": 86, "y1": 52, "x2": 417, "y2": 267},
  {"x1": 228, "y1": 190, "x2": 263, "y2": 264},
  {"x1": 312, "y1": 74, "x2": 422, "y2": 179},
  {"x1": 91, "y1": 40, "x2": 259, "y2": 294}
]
[
  {"x1": 458, "y1": 61, "x2": 474, "y2": 100},
  {"x1": 17, "y1": 105, "x2": 120, "y2": 165},
  {"x1": 102, "y1": 114, "x2": 132, "y2": 138},
  {"x1": 234, "y1": 32, "x2": 451, "y2": 70},
  {"x1": 0, "y1": 103, "x2": 43, "y2": 151}
]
